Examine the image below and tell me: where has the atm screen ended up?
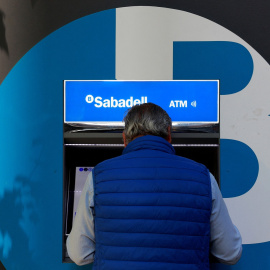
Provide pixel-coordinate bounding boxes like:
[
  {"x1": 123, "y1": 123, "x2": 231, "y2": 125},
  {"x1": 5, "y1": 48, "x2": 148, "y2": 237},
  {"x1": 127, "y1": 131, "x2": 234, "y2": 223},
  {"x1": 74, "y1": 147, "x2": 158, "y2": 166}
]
[
  {"x1": 65, "y1": 166, "x2": 94, "y2": 235},
  {"x1": 72, "y1": 167, "x2": 93, "y2": 224}
]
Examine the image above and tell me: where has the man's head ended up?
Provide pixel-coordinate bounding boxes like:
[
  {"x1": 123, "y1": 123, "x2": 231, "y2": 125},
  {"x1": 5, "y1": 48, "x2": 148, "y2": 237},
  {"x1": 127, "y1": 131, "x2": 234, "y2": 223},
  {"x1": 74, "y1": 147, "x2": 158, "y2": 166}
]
[{"x1": 123, "y1": 103, "x2": 172, "y2": 146}]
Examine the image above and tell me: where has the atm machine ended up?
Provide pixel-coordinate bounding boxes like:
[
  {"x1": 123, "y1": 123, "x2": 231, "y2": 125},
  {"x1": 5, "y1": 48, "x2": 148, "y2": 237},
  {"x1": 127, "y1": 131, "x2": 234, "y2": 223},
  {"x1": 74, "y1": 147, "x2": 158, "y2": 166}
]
[{"x1": 62, "y1": 80, "x2": 220, "y2": 263}]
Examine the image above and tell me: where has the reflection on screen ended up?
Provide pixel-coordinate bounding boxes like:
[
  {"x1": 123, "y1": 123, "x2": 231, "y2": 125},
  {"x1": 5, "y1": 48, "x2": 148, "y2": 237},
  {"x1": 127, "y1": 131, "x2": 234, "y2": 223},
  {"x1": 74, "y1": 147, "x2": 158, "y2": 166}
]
[{"x1": 72, "y1": 167, "x2": 93, "y2": 224}]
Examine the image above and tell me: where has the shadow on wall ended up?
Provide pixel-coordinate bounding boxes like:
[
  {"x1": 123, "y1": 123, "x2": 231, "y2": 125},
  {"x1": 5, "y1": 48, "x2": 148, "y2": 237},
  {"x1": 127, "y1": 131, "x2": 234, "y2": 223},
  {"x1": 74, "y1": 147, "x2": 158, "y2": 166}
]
[
  {"x1": 0, "y1": 10, "x2": 9, "y2": 56},
  {"x1": 0, "y1": 176, "x2": 39, "y2": 269}
]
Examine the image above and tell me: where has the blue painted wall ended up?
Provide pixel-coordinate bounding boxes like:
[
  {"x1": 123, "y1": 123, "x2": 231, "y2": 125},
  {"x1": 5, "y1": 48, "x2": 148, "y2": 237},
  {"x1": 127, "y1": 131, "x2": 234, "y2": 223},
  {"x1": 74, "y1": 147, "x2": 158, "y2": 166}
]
[{"x1": 0, "y1": 9, "x2": 115, "y2": 270}]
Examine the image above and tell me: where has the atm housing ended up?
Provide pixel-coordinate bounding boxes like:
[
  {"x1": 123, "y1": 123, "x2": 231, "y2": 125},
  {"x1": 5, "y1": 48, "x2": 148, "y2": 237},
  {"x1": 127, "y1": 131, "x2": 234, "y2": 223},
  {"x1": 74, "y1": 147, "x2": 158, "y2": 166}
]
[{"x1": 62, "y1": 123, "x2": 220, "y2": 263}]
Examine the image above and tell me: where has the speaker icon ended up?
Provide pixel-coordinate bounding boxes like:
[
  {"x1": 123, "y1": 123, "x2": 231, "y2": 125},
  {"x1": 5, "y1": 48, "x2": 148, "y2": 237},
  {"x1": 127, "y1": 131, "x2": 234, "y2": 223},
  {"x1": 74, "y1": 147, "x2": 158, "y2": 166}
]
[{"x1": 191, "y1": 100, "x2": 197, "y2": 107}]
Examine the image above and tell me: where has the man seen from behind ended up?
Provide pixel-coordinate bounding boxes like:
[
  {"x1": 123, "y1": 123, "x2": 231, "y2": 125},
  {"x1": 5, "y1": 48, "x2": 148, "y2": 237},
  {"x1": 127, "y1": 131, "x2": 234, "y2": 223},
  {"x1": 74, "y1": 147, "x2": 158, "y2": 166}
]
[{"x1": 67, "y1": 102, "x2": 242, "y2": 269}]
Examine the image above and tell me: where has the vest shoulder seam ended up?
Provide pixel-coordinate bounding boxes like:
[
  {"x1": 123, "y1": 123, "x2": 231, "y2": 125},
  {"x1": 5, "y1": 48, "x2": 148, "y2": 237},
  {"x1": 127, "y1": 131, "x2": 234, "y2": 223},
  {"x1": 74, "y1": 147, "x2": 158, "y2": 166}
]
[
  {"x1": 96, "y1": 165, "x2": 208, "y2": 175},
  {"x1": 96, "y1": 177, "x2": 210, "y2": 187}
]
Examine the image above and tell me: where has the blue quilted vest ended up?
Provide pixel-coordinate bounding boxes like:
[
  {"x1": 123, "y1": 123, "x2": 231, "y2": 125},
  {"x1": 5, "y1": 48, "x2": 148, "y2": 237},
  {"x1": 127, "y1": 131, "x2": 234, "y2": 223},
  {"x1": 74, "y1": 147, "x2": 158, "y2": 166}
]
[{"x1": 93, "y1": 135, "x2": 212, "y2": 270}]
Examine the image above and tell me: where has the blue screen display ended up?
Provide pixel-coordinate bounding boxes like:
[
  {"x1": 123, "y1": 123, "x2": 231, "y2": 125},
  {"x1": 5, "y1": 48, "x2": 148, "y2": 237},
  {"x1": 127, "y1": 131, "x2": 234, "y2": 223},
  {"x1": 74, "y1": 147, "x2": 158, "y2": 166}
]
[{"x1": 64, "y1": 80, "x2": 219, "y2": 124}]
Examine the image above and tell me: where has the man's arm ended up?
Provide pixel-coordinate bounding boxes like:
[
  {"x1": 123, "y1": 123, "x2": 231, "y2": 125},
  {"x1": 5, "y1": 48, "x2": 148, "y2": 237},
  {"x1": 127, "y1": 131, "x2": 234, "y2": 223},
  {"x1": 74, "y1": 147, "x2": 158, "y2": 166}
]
[
  {"x1": 210, "y1": 173, "x2": 242, "y2": 264},
  {"x1": 66, "y1": 172, "x2": 95, "y2": 265}
]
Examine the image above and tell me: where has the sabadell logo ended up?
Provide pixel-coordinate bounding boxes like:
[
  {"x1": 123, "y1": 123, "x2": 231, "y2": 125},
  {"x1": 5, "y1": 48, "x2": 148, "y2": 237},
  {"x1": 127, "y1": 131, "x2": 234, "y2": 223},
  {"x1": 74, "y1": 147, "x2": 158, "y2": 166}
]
[{"x1": 85, "y1": 95, "x2": 148, "y2": 108}]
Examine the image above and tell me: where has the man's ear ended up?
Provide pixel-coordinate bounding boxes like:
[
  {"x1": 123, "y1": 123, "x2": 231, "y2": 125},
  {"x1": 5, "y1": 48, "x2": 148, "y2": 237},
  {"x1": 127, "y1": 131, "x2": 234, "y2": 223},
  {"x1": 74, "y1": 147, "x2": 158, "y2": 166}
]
[
  {"x1": 167, "y1": 126, "x2": 172, "y2": 143},
  {"x1": 122, "y1": 132, "x2": 127, "y2": 147}
]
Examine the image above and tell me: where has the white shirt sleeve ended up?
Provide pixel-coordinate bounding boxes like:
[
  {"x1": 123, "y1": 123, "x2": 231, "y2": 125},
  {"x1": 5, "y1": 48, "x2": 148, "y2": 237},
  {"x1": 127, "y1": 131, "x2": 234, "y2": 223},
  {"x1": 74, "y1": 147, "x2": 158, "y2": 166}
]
[
  {"x1": 66, "y1": 171, "x2": 95, "y2": 265},
  {"x1": 210, "y1": 173, "x2": 242, "y2": 264}
]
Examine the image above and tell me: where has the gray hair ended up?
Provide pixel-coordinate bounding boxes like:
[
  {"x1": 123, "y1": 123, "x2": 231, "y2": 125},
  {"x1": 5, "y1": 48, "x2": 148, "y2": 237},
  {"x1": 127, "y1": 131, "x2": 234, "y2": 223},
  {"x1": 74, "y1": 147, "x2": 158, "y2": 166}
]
[{"x1": 123, "y1": 103, "x2": 172, "y2": 144}]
